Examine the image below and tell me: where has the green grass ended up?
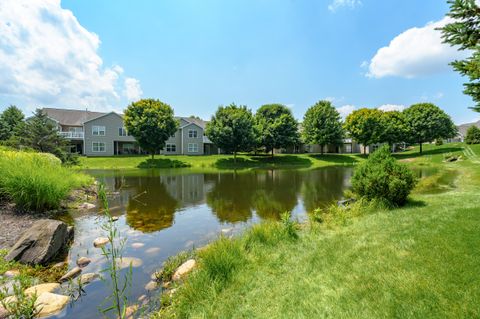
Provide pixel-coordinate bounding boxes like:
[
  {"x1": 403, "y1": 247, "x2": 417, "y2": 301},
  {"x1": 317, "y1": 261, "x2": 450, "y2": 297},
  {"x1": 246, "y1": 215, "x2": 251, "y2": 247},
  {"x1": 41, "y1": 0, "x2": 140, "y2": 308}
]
[
  {"x1": 0, "y1": 148, "x2": 92, "y2": 211},
  {"x1": 155, "y1": 143, "x2": 480, "y2": 318},
  {"x1": 78, "y1": 153, "x2": 364, "y2": 170}
]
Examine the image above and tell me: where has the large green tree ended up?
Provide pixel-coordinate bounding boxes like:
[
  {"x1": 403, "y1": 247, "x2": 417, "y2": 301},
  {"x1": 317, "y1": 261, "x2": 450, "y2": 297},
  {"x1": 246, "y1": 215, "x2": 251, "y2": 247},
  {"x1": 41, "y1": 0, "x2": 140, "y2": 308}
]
[
  {"x1": 379, "y1": 111, "x2": 407, "y2": 150},
  {"x1": 255, "y1": 104, "x2": 299, "y2": 157},
  {"x1": 302, "y1": 100, "x2": 344, "y2": 155},
  {"x1": 0, "y1": 105, "x2": 24, "y2": 141},
  {"x1": 206, "y1": 103, "x2": 256, "y2": 162},
  {"x1": 124, "y1": 99, "x2": 178, "y2": 159},
  {"x1": 465, "y1": 125, "x2": 480, "y2": 144},
  {"x1": 403, "y1": 103, "x2": 457, "y2": 154},
  {"x1": 344, "y1": 108, "x2": 383, "y2": 154},
  {"x1": 440, "y1": 0, "x2": 480, "y2": 112}
]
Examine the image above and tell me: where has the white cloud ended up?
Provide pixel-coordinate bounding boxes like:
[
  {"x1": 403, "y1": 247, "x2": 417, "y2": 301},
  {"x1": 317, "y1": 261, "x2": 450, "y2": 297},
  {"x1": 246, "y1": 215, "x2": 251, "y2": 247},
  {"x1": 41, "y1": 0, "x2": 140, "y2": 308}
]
[
  {"x1": 337, "y1": 105, "x2": 356, "y2": 120},
  {"x1": 0, "y1": 0, "x2": 141, "y2": 111},
  {"x1": 366, "y1": 17, "x2": 469, "y2": 79},
  {"x1": 377, "y1": 104, "x2": 406, "y2": 112},
  {"x1": 328, "y1": 0, "x2": 362, "y2": 12},
  {"x1": 124, "y1": 78, "x2": 143, "y2": 102}
]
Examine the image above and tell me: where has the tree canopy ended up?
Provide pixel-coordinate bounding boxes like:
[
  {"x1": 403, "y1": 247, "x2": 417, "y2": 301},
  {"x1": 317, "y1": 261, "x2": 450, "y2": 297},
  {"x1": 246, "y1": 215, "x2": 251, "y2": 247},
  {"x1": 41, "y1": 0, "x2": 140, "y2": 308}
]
[
  {"x1": 440, "y1": 0, "x2": 480, "y2": 112},
  {"x1": 465, "y1": 125, "x2": 480, "y2": 144},
  {"x1": 205, "y1": 104, "x2": 255, "y2": 161},
  {"x1": 0, "y1": 105, "x2": 24, "y2": 141},
  {"x1": 344, "y1": 108, "x2": 383, "y2": 154},
  {"x1": 403, "y1": 103, "x2": 457, "y2": 153},
  {"x1": 124, "y1": 99, "x2": 178, "y2": 159},
  {"x1": 255, "y1": 104, "x2": 299, "y2": 156},
  {"x1": 379, "y1": 111, "x2": 407, "y2": 149},
  {"x1": 302, "y1": 100, "x2": 344, "y2": 154}
]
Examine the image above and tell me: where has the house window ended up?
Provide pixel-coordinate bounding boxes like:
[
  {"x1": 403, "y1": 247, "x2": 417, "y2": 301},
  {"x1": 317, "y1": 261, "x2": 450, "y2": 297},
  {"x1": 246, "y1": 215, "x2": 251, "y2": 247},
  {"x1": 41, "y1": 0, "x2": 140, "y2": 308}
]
[
  {"x1": 92, "y1": 126, "x2": 106, "y2": 136},
  {"x1": 188, "y1": 129, "x2": 198, "y2": 138},
  {"x1": 92, "y1": 142, "x2": 106, "y2": 152},
  {"x1": 188, "y1": 143, "x2": 199, "y2": 153},
  {"x1": 118, "y1": 127, "x2": 128, "y2": 136},
  {"x1": 166, "y1": 143, "x2": 176, "y2": 152}
]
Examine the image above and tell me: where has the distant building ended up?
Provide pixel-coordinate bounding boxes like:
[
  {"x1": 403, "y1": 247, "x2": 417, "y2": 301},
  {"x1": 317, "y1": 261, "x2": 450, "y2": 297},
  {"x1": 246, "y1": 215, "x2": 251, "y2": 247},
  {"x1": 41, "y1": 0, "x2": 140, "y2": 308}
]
[{"x1": 454, "y1": 120, "x2": 480, "y2": 142}]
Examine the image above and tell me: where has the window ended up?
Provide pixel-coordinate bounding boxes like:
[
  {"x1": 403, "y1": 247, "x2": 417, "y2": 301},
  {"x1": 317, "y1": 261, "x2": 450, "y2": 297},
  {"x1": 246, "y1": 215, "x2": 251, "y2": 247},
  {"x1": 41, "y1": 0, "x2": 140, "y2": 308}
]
[
  {"x1": 188, "y1": 143, "x2": 199, "y2": 153},
  {"x1": 188, "y1": 129, "x2": 198, "y2": 138},
  {"x1": 92, "y1": 126, "x2": 106, "y2": 136},
  {"x1": 166, "y1": 143, "x2": 176, "y2": 152},
  {"x1": 92, "y1": 142, "x2": 106, "y2": 152},
  {"x1": 118, "y1": 127, "x2": 128, "y2": 136}
]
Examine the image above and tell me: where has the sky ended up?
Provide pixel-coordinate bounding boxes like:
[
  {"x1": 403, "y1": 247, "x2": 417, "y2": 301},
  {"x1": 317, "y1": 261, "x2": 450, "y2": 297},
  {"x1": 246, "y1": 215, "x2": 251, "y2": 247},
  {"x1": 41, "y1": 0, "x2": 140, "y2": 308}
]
[{"x1": 0, "y1": 0, "x2": 478, "y2": 124}]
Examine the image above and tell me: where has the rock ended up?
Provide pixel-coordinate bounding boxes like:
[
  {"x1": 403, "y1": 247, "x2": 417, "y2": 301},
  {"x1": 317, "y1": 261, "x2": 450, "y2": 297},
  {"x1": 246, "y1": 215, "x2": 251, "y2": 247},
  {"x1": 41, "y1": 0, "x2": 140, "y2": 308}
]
[
  {"x1": 4, "y1": 270, "x2": 20, "y2": 278},
  {"x1": 0, "y1": 304, "x2": 9, "y2": 319},
  {"x1": 24, "y1": 283, "x2": 60, "y2": 296},
  {"x1": 168, "y1": 288, "x2": 177, "y2": 297},
  {"x1": 79, "y1": 273, "x2": 99, "y2": 285},
  {"x1": 145, "y1": 247, "x2": 161, "y2": 255},
  {"x1": 52, "y1": 261, "x2": 67, "y2": 269},
  {"x1": 76, "y1": 257, "x2": 91, "y2": 268},
  {"x1": 337, "y1": 198, "x2": 356, "y2": 208},
  {"x1": 115, "y1": 257, "x2": 143, "y2": 269},
  {"x1": 137, "y1": 294, "x2": 147, "y2": 302},
  {"x1": 93, "y1": 237, "x2": 110, "y2": 248},
  {"x1": 172, "y1": 259, "x2": 196, "y2": 281},
  {"x1": 124, "y1": 304, "x2": 138, "y2": 319},
  {"x1": 66, "y1": 226, "x2": 74, "y2": 241},
  {"x1": 162, "y1": 281, "x2": 171, "y2": 289},
  {"x1": 78, "y1": 202, "x2": 95, "y2": 210},
  {"x1": 112, "y1": 216, "x2": 119, "y2": 222},
  {"x1": 144, "y1": 281, "x2": 158, "y2": 291},
  {"x1": 58, "y1": 266, "x2": 82, "y2": 283},
  {"x1": 34, "y1": 292, "x2": 70, "y2": 317},
  {"x1": 131, "y1": 242, "x2": 144, "y2": 249},
  {"x1": 5, "y1": 220, "x2": 69, "y2": 265},
  {"x1": 0, "y1": 280, "x2": 19, "y2": 296}
]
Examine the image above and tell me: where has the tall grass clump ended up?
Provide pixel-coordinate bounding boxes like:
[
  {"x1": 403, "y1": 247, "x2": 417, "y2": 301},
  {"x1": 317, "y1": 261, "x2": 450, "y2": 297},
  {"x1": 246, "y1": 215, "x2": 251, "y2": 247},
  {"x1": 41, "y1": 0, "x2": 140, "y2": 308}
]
[
  {"x1": 351, "y1": 145, "x2": 416, "y2": 206},
  {"x1": 0, "y1": 149, "x2": 90, "y2": 211}
]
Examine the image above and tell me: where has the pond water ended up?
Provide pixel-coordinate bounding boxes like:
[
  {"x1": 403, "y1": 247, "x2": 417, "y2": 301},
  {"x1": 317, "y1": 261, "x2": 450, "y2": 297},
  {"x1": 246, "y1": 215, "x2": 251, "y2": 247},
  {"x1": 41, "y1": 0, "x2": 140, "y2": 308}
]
[{"x1": 53, "y1": 166, "x2": 353, "y2": 318}]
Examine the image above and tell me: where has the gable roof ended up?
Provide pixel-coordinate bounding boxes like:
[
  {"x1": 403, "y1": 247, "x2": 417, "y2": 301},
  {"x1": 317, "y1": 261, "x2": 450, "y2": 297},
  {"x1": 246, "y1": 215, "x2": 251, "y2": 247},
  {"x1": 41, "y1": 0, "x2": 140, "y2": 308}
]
[
  {"x1": 42, "y1": 108, "x2": 106, "y2": 126},
  {"x1": 177, "y1": 117, "x2": 208, "y2": 129},
  {"x1": 83, "y1": 111, "x2": 124, "y2": 124}
]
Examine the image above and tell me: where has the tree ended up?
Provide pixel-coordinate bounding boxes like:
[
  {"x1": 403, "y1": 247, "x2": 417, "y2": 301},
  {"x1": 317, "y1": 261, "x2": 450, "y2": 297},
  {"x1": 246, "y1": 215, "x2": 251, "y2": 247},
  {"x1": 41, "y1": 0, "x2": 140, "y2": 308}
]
[
  {"x1": 18, "y1": 109, "x2": 68, "y2": 157},
  {"x1": 255, "y1": 104, "x2": 299, "y2": 157},
  {"x1": 379, "y1": 111, "x2": 407, "y2": 150},
  {"x1": 403, "y1": 103, "x2": 457, "y2": 154},
  {"x1": 302, "y1": 100, "x2": 344, "y2": 155},
  {"x1": 440, "y1": 0, "x2": 480, "y2": 112},
  {"x1": 0, "y1": 105, "x2": 24, "y2": 141},
  {"x1": 124, "y1": 99, "x2": 178, "y2": 159},
  {"x1": 206, "y1": 103, "x2": 255, "y2": 162},
  {"x1": 344, "y1": 108, "x2": 383, "y2": 154},
  {"x1": 465, "y1": 125, "x2": 480, "y2": 144}
]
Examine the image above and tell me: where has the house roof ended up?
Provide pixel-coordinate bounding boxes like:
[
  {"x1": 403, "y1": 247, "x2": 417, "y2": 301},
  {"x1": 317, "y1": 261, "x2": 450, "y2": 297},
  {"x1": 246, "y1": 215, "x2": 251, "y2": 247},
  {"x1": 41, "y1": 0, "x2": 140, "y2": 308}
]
[
  {"x1": 42, "y1": 108, "x2": 106, "y2": 126},
  {"x1": 177, "y1": 117, "x2": 208, "y2": 129},
  {"x1": 457, "y1": 120, "x2": 480, "y2": 137}
]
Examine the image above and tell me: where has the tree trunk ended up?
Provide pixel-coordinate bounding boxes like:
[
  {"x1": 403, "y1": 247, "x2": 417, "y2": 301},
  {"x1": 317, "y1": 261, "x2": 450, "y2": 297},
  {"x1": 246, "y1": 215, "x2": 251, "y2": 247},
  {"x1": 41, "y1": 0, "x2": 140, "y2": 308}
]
[
  {"x1": 363, "y1": 145, "x2": 367, "y2": 155},
  {"x1": 271, "y1": 148, "x2": 274, "y2": 158},
  {"x1": 151, "y1": 152, "x2": 155, "y2": 160},
  {"x1": 321, "y1": 145, "x2": 324, "y2": 155},
  {"x1": 233, "y1": 151, "x2": 237, "y2": 164},
  {"x1": 419, "y1": 142, "x2": 423, "y2": 154}
]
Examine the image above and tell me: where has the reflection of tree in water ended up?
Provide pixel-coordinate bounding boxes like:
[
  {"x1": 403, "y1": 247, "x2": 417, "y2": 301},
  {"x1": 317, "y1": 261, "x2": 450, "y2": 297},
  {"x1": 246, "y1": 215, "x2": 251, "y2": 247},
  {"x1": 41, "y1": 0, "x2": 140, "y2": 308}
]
[
  {"x1": 125, "y1": 175, "x2": 178, "y2": 233},
  {"x1": 301, "y1": 167, "x2": 352, "y2": 212}
]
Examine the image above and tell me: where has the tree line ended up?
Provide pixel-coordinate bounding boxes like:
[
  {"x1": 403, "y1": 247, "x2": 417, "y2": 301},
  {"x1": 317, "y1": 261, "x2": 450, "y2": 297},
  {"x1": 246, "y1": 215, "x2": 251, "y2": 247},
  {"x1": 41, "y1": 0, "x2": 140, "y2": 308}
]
[{"x1": 124, "y1": 99, "x2": 457, "y2": 159}]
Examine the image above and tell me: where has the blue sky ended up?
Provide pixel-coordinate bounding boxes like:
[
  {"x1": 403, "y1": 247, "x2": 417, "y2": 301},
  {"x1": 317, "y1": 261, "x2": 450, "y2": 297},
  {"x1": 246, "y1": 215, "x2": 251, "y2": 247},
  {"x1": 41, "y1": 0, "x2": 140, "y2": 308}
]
[{"x1": 0, "y1": 0, "x2": 478, "y2": 124}]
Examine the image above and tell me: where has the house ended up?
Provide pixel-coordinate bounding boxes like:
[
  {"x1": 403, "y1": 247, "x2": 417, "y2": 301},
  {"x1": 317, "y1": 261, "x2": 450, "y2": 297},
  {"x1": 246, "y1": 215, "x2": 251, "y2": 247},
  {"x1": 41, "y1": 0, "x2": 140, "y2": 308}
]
[
  {"x1": 453, "y1": 120, "x2": 480, "y2": 143},
  {"x1": 41, "y1": 108, "x2": 217, "y2": 156}
]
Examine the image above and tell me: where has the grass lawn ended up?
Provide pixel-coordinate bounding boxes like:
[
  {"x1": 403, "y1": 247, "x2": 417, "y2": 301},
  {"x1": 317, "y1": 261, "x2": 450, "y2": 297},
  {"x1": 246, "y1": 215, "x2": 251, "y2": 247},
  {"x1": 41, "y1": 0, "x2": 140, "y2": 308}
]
[{"x1": 155, "y1": 143, "x2": 480, "y2": 318}]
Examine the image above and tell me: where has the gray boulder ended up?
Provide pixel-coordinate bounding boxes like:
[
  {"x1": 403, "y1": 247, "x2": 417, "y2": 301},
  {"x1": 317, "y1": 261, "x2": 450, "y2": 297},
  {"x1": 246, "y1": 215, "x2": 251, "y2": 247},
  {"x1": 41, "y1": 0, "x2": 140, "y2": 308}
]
[{"x1": 5, "y1": 220, "x2": 69, "y2": 265}]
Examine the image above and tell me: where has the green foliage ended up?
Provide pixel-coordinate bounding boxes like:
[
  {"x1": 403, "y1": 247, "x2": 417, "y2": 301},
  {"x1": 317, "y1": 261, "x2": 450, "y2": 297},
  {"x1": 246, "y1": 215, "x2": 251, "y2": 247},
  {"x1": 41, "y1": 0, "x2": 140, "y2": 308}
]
[
  {"x1": 205, "y1": 104, "x2": 256, "y2": 160},
  {"x1": 302, "y1": 100, "x2": 344, "y2": 154},
  {"x1": 0, "y1": 105, "x2": 24, "y2": 141},
  {"x1": 124, "y1": 99, "x2": 178, "y2": 159},
  {"x1": 0, "y1": 283, "x2": 39, "y2": 319},
  {"x1": 403, "y1": 103, "x2": 457, "y2": 153},
  {"x1": 0, "y1": 149, "x2": 90, "y2": 211},
  {"x1": 465, "y1": 125, "x2": 480, "y2": 144},
  {"x1": 440, "y1": 0, "x2": 480, "y2": 112},
  {"x1": 344, "y1": 108, "x2": 383, "y2": 154},
  {"x1": 351, "y1": 145, "x2": 416, "y2": 206},
  {"x1": 436, "y1": 138, "x2": 444, "y2": 146},
  {"x1": 254, "y1": 104, "x2": 299, "y2": 156},
  {"x1": 379, "y1": 111, "x2": 407, "y2": 146},
  {"x1": 154, "y1": 250, "x2": 195, "y2": 282}
]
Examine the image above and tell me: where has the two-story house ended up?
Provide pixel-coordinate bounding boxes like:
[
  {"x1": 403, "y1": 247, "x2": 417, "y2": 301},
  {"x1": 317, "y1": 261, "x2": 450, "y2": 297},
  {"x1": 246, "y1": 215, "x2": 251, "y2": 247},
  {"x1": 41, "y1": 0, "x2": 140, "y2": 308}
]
[{"x1": 42, "y1": 108, "x2": 217, "y2": 156}]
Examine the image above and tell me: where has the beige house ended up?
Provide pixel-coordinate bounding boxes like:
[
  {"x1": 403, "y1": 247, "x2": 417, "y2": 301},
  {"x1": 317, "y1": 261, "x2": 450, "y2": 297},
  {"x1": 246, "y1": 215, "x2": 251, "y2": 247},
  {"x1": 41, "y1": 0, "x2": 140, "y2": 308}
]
[{"x1": 42, "y1": 108, "x2": 217, "y2": 156}]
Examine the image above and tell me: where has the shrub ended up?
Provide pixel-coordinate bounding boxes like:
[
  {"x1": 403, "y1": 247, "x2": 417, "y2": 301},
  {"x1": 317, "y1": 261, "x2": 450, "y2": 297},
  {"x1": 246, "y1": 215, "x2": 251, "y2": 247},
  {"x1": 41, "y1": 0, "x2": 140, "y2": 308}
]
[
  {"x1": 465, "y1": 126, "x2": 480, "y2": 144},
  {"x1": 199, "y1": 237, "x2": 244, "y2": 284},
  {"x1": 0, "y1": 149, "x2": 91, "y2": 211},
  {"x1": 435, "y1": 138, "x2": 444, "y2": 146},
  {"x1": 351, "y1": 145, "x2": 416, "y2": 206}
]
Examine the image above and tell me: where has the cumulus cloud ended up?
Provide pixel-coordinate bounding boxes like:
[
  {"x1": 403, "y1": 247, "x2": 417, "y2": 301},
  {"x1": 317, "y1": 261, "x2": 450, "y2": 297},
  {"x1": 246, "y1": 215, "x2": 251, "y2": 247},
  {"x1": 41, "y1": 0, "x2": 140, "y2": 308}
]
[
  {"x1": 124, "y1": 78, "x2": 143, "y2": 102},
  {"x1": 377, "y1": 104, "x2": 406, "y2": 112},
  {"x1": 337, "y1": 105, "x2": 356, "y2": 120},
  {"x1": 366, "y1": 17, "x2": 469, "y2": 78},
  {"x1": 328, "y1": 0, "x2": 362, "y2": 12},
  {"x1": 0, "y1": 0, "x2": 141, "y2": 111}
]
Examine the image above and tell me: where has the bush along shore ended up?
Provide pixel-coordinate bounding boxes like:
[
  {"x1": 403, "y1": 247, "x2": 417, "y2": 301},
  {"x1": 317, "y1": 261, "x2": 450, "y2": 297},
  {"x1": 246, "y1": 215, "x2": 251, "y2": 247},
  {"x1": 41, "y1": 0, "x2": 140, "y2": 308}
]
[{"x1": 147, "y1": 143, "x2": 480, "y2": 319}]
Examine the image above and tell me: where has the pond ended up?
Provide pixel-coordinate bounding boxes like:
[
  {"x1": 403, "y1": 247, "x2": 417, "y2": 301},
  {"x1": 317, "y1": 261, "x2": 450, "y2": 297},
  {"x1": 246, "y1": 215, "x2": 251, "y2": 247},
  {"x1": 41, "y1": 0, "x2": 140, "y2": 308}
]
[{"x1": 52, "y1": 166, "x2": 353, "y2": 318}]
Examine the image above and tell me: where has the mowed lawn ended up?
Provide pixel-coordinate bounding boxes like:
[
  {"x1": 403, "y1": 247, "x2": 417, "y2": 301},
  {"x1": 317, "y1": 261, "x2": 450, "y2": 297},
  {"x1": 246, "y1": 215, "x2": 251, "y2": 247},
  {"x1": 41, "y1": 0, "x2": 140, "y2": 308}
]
[{"x1": 156, "y1": 143, "x2": 480, "y2": 319}]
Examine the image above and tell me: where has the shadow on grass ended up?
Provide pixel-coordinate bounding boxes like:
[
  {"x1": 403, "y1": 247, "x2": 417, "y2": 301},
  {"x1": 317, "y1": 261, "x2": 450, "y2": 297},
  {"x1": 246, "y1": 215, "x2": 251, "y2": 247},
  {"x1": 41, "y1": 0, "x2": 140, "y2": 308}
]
[
  {"x1": 404, "y1": 198, "x2": 427, "y2": 209},
  {"x1": 214, "y1": 155, "x2": 313, "y2": 169},
  {"x1": 137, "y1": 158, "x2": 191, "y2": 169},
  {"x1": 308, "y1": 154, "x2": 363, "y2": 165},
  {"x1": 394, "y1": 147, "x2": 463, "y2": 160}
]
